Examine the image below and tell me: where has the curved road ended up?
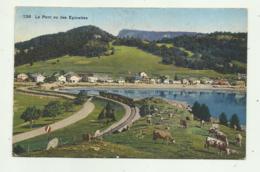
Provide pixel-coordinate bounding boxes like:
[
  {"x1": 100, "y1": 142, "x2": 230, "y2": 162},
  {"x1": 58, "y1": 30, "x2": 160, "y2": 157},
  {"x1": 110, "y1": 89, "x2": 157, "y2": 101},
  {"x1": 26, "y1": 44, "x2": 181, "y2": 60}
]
[
  {"x1": 95, "y1": 96, "x2": 140, "y2": 137},
  {"x1": 13, "y1": 98, "x2": 95, "y2": 144}
]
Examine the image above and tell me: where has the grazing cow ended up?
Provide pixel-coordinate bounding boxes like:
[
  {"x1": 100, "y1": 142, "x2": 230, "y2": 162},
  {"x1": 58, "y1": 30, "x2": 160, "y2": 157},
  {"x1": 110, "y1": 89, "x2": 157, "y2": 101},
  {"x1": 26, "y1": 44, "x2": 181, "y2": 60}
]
[
  {"x1": 153, "y1": 129, "x2": 175, "y2": 144},
  {"x1": 208, "y1": 127, "x2": 217, "y2": 134},
  {"x1": 212, "y1": 123, "x2": 219, "y2": 130},
  {"x1": 235, "y1": 133, "x2": 243, "y2": 147},
  {"x1": 147, "y1": 117, "x2": 152, "y2": 125},
  {"x1": 168, "y1": 113, "x2": 174, "y2": 118},
  {"x1": 180, "y1": 119, "x2": 188, "y2": 128},
  {"x1": 215, "y1": 130, "x2": 229, "y2": 146},
  {"x1": 200, "y1": 120, "x2": 205, "y2": 127},
  {"x1": 160, "y1": 117, "x2": 164, "y2": 122},
  {"x1": 204, "y1": 137, "x2": 230, "y2": 155},
  {"x1": 94, "y1": 130, "x2": 101, "y2": 138},
  {"x1": 82, "y1": 133, "x2": 93, "y2": 142},
  {"x1": 165, "y1": 126, "x2": 170, "y2": 130},
  {"x1": 233, "y1": 125, "x2": 237, "y2": 130}
]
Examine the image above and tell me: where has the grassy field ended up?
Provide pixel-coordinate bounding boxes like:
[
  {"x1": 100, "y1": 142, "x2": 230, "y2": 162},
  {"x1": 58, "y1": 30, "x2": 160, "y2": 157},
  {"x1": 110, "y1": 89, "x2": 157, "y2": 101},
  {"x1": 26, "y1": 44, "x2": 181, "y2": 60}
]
[
  {"x1": 19, "y1": 98, "x2": 245, "y2": 159},
  {"x1": 14, "y1": 97, "x2": 125, "y2": 152},
  {"x1": 13, "y1": 91, "x2": 82, "y2": 134},
  {"x1": 15, "y1": 46, "x2": 233, "y2": 79}
]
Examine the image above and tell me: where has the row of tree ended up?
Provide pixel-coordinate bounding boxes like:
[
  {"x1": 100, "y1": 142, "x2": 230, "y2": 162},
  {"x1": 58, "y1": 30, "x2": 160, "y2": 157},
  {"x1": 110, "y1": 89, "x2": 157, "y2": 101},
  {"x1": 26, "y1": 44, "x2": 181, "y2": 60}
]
[
  {"x1": 98, "y1": 102, "x2": 116, "y2": 122},
  {"x1": 192, "y1": 101, "x2": 211, "y2": 121},
  {"x1": 219, "y1": 112, "x2": 241, "y2": 130},
  {"x1": 20, "y1": 91, "x2": 89, "y2": 128}
]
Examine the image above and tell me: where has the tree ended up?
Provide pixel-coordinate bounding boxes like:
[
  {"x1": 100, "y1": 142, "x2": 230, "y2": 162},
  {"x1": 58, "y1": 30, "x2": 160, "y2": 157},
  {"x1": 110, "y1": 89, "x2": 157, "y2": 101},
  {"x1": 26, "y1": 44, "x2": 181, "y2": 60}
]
[
  {"x1": 74, "y1": 90, "x2": 88, "y2": 105},
  {"x1": 20, "y1": 106, "x2": 41, "y2": 128},
  {"x1": 13, "y1": 144, "x2": 26, "y2": 155},
  {"x1": 219, "y1": 112, "x2": 228, "y2": 126},
  {"x1": 63, "y1": 101, "x2": 74, "y2": 112},
  {"x1": 98, "y1": 102, "x2": 116, "y2": 121},
  {"x1": 200, "y1": 104, "x2": 211, "y2": 122},
  {"x1": 230, "y1": 113, "x2": 241, "y2": 130},
  {"x1": 192, "y1": 101, "x2": 201, "y2": 119},
  {"x1": 43, "y1": 101, "x2": 64, "y2": 121}
]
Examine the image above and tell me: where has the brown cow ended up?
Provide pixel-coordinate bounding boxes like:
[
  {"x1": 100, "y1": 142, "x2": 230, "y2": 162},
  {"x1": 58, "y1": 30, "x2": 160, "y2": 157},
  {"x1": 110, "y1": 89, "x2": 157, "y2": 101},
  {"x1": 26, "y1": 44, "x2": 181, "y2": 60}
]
[
  {"x1": 204, "y1": 137, "x2": 230, "y2": 155},
  {"x1": 153, "y1": 129, "x2": 175, "y2": 144},
  {"x1": 180, "y1": 119, "x2": 188, "y2": 128}
]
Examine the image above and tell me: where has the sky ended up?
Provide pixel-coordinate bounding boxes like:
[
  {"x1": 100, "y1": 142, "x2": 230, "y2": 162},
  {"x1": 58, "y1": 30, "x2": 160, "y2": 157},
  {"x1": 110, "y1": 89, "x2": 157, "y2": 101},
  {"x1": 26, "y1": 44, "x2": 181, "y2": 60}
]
[{"x1": 15, "y1": 7, "x2": 247, "y2": 42}]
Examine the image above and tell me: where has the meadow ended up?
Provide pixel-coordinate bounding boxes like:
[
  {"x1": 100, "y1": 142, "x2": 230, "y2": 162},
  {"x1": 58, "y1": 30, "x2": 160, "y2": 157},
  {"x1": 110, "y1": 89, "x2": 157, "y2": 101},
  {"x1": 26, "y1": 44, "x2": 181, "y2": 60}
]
[
  {"x1": 13, "y1": 91, "x2": 82, "y2": 134},
  {"x1": 20, "y1": 98, "x2": 245, "y2": 159},
  {"x1": 15, "y1": 46, "x2": 234, "y2": 79},
  {"x1": 14, "y1": 97, "x2": 125, "y2": 152}
]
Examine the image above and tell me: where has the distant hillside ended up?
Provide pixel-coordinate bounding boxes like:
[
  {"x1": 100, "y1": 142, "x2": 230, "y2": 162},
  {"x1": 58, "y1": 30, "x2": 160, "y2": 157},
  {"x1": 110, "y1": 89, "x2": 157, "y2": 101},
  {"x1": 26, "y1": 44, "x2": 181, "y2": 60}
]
[
  {"x1": 15, "y1": 25, "x2": 115, "y2": 66},
  {"x1": 118, "y1": 29, "x2": 198, "y2": 41}
]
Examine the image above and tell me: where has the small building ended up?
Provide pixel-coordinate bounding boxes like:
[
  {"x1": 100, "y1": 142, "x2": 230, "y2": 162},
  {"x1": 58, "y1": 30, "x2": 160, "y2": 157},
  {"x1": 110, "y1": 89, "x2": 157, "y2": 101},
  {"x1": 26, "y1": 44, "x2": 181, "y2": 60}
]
[
  {"x1": 16, "y1": 73, "x2": 28, "y2": 82},
  {"x1": 88, "y1": 76, "x2": 98, "y2": 83},
  {"x1": 172, "y1": 80, "x2": 182, "y2": 84},
  {"x1": 31, "y1": 73, "x2": 45, "y2": 83},
  {"x1": 237, "y1": 73, "x2": 247, "y2": 80},
  {"x1": 163, "y1": 79, "x2": 170, "y2": 84},
  {"x1": 57, "y1": 75, "x2": 66, "y2": 83},
  {"x1": 65, "y1": 72, "x2": 81, "y2": 83},
  {"x1": 150, "y1": 78, "x2": 156, "y2": 84},
  {"x1": 117, "y1": 78, "x2": 125, "y2": 84},
  {"x1": 213, "y1": 79, "x2": 230, "y2": 86},
  {"x1": 200, "y1": 78, "x2": 213, "y2": 85},
  {"x1": 182, "y1": 79, "x2": 189, "y2": 85},
  {"x1": 139, "y1": 72, "x2": 148, "y2": 78}
]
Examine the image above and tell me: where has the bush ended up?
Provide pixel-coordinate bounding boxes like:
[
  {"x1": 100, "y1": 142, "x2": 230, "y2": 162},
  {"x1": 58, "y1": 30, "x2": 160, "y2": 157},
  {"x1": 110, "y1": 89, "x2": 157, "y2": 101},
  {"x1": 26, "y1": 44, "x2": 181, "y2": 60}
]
[
  {"x1": 230, "y1": 113, "x2": 241, "y2": 130},
  {"x1": 13, "y1": 144, "x2": 26, "y2": 155},
  {"x1": 42, "y1": 101, "x2": 64, "y2": 120},
  {"x1": 192, "y1": 101, "x2": 211, "y2": 121},
  {"x1": 74, "y1": 90, "x2": 88, "y2": 105}
]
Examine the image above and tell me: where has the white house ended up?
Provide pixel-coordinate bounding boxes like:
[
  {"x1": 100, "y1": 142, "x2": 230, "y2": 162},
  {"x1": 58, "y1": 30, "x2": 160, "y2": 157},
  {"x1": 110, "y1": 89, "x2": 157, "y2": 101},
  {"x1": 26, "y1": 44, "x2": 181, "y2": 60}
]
[
  {"x1": 139, "y1": 72, "x2": 148, "y2": 78},
  {"x1": 64, "y1": 72, "x2": 82, "y2": 83},
  {"x1": 87, "y1": 76, "x2": 98, "y2": 83},
  {"x1": 150, "y1": 78, "x2": 156, "y2": 84},
  {"x1": 172, "y1": 80, "x2": 182, "y2": 84},
  {"x1": 32, "y1": 74, "x2": 45, "y2": 83},
  {"x1": 163, "y1": 79, "x2": 170, "y2": 84},
  {"x1": 57, "y1": 75, "x2": 66, "y2": 83},
  {"x1": 117, "y1": 78, "x2": 125, "y2": 84},
  {"x1": 182, "y1": 79, "x2": 189, "y2": 85},
  {"x1": 17, "y1": 73, "x2": 28, "y2": 81}
]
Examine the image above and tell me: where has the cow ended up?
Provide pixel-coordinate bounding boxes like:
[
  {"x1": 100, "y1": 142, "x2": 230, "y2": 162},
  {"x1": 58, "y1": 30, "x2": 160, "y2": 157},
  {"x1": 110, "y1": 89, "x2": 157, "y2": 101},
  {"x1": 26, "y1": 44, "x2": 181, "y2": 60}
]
[
  {"x1": 215, "y1": 130, "x2": 229, "y2": 146},
  {"x1": 94, "y1": 130, "x2": 101, "y2": 138},
  {"x1": 82, "y1": 133, "x2": 93, "y2": 142},
  {"x1": 200, "y1": 120, "x2": 205, "y2": 127},
  {"x1": 153, "y1": 129, "x2": 175, "y2": 144},
  {"x1": 233, "y1": 125, "x2": 237, "y2": 130},
  {"x1": 235, "y1": 133, "x2": 243, "y2": 147},
  {"x1": 212, "y1": 123, "x2": 219, "y2": 130},
  {"x1": 204, "y1": 137, "x2": 230, "y2": 155},
  {"x1": 168, "y1": 113, "x2": 174, "y2": 118},
  {"x1": 180, "y1": 119, "x2": 188, "y2": 128},
  {"x1": 147, "y1": 117, "x2": 152, "y2": 125}
]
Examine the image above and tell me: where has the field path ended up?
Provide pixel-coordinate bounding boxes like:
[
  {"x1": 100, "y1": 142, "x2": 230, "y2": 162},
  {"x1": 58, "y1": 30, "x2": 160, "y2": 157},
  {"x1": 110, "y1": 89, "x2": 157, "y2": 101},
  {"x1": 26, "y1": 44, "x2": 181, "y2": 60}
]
[{"x1": 13, "y1": 98, "x2": 95, "y2": 144}]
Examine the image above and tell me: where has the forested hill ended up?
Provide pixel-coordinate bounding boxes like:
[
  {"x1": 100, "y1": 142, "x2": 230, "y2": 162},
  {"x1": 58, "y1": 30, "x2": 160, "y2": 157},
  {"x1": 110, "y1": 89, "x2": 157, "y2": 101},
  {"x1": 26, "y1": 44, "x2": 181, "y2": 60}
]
[
  {"x1": 15, "y1": 25, "x2": 115, "y2": 66},
  {"x1": 114, "y1": 32, "x2": 247, "y2": 74},
  {"x1": 118, "y1": 29, "x2": 198, "y2": 41}
]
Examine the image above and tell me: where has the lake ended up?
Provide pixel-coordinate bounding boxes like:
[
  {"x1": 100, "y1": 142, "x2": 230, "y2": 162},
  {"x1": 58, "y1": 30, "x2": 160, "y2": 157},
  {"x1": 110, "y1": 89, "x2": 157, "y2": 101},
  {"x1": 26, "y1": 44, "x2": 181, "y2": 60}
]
[{"x1": 60, "y1": 88, "x2": 246, "y2": 124}]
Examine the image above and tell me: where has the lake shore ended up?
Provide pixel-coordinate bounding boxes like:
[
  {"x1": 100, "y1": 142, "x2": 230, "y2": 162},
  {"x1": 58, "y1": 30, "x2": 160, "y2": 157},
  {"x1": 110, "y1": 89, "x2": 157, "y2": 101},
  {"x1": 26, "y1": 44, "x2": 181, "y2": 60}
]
[{"x1": 60, "y1": 83, "x2": 246, "y2": 93}]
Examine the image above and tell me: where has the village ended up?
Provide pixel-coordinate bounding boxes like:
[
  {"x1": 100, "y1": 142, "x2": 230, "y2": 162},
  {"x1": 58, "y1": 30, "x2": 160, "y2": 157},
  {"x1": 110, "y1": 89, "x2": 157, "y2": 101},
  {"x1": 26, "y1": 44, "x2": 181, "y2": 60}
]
[{"x1": 15, "y1": 71, "x2": 247, "y2": 89}]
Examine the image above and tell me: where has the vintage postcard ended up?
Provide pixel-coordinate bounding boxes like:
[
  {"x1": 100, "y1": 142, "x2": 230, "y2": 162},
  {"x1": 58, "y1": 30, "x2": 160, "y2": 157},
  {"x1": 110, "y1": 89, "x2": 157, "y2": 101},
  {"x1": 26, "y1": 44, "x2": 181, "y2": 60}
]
[{"x1": 13, "y1": 7, "x2": 247, "y2": 159}]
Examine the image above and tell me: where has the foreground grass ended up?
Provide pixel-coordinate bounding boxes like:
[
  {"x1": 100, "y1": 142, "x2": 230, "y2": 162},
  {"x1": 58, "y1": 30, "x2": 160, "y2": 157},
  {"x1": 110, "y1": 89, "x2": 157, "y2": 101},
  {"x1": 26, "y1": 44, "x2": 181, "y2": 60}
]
[
  {"x1": 19, "y1": 98, "x2": 245, "y2": 159},
  {"x1": 13, "y1": 91, "x2": 81, "y2": 134},
  {"x1": 15, "y1": 46, "x2": 233, "y2": 79},
  {"x1": 14, "y1": 97, "x2": 125, "y2": 152}
]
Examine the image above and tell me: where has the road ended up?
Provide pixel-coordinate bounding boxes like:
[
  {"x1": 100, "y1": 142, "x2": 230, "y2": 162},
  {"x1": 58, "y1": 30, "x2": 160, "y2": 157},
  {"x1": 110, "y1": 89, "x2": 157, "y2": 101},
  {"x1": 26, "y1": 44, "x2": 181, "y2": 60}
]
[
  {"x1": 96, "y1": 96, "x2": 140, "y2": 137},
  {"x1": 13, "y1": 98, "x2": 95, "y2": 144}
]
